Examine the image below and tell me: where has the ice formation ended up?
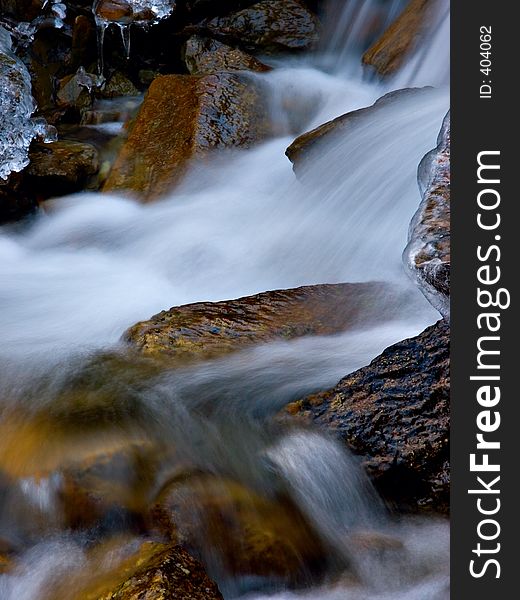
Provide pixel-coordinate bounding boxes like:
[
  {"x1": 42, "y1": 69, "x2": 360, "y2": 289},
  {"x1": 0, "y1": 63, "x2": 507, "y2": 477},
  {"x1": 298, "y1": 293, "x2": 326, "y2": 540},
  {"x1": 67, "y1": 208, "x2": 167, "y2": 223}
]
[{"x1": 0, "y1": 27, "x2": 56, "y2": 181}]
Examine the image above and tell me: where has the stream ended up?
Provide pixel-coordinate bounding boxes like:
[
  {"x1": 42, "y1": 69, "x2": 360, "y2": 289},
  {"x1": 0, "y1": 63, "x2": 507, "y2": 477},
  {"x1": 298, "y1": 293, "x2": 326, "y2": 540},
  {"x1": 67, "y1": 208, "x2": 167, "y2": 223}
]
[{"x1": 0, "y1": 1, "x2": 450, "y2": 598}]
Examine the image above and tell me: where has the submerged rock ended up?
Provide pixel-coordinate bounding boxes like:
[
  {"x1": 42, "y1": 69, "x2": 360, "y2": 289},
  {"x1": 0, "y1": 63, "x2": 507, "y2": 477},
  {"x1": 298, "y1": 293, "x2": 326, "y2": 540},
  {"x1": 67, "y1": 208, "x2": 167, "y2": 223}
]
[
  {"x1": 124, "y1": 282, "x2": 398, "y2": 361},
  {"x1": 198, "y1": 0, "x2": 320, "y2": 52},
  {"x1": 404, "y1": 111, "x2": 450, "y2": 318},
  {"x1": 103, "y1": 72, "x2": 271, "y2": 199},
  {"x1": 184, "y1": 35, "x2": 271, "y2": 74},
  {"x1": 72, "y1": 540, "x2": 223, "y2": 600},
  {"x1": 152, "y1": 473, "x2": 326, "y2": 582},
  {"x1": 362, "y1": 0, "x2": 439, "y2": 76},
  {"x1": 286, "y1": 87, "x2": 432, "y2": 176},
  {"x1": 284, "y1": 320, "x2": 449, "y2": 514}
]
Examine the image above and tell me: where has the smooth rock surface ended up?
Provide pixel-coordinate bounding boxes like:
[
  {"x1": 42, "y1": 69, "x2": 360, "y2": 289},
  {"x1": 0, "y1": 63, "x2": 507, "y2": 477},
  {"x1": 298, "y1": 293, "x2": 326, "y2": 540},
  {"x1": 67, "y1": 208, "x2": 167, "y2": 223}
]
[
  {"x1": 286, "y1": 87, "x2": 433, "y2": 176},
  {"x1": 124, "y1": 282, "x2": 397, "y2": 361},
  {"x1": 362, "y1": 0, "x2": 438, "y2": 76},
  {"x1": 103, "y1": 73, "x2": 271, "y2": 199},
  {"x1": 284, "y1": 320, "x2": 450, "y2": 513},
  {"x1": 404, "y1": 111, "x2": 450, "y2": 318}
]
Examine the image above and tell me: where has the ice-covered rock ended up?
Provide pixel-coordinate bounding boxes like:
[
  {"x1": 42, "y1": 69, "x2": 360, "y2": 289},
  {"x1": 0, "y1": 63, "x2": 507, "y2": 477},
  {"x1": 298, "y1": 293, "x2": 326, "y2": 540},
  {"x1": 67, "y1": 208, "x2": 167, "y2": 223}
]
[
  {"x1": 0, "y1": 26, "x2": 56, "y2": 181},
  {"x1": 404, "y1": 111, "x2": 450, "y2": 318}
]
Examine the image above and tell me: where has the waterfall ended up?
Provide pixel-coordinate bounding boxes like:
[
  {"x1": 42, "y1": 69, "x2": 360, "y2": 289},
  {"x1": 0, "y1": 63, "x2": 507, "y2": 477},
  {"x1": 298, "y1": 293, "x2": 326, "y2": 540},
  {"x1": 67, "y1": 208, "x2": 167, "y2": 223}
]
[{"x1": 0, "y1": 1, "x2": 450, "y2": 598}]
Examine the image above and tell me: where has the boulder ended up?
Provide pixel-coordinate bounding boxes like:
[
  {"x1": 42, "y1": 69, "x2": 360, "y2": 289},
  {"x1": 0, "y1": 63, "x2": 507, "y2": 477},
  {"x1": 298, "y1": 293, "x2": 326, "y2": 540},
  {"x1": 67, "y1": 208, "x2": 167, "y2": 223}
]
[
  {"x1": 152, "y1": 473, "x2": 325, "y2": 581},
  {"x1": 26, "y1": 140, "x2": 99, "y2": 194},
  {"x1": 404, "y1": 111, "x2": 450, "y2": 318},
  {"x1": 198, "y1": 0, "x2": 320, "y2": 52},
  {"x1": 0, "y1": 0, "x2": 43, "y2": 21},
  {"x1": 73, "y1": 540, "x2": 223, "y2": 600},
  {"x1": 184, "y1": 35, "x2": 271, "y2": 75},
  {"x1": 286, "y1": 87, "x2": 433, "y2": 176},
  {"x1": 284, "y1": 320, "x2": 450, "y2": 514},
  {"x1": 124, "y1": 282, "x2": 399, "y2": 361},
  {"x1": 362, "y1": 0, "x2": 440, "y2": 76},
  {"x1": 103, "y1": 73, "x2": 271, "y2": 199}
]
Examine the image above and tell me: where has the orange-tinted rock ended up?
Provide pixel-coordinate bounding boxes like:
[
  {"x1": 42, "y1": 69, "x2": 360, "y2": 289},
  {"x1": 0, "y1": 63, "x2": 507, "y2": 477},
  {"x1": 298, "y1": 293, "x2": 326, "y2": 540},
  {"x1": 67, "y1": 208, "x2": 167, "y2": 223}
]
[
  {"x1": 184, "y1": 35, "x2": 271, "y2": 75},
  {"x1": 95, "y1": 0, "x2": 133, "y2": 22},
  {"x1": 362, "y1": 0, "x2": 439, "y2": 76},
  {"x1": 152, "y1": 474, "x2": 326, "y2": 581},
  {"x1": 103, "y1": 73, "x2": 271, "y2": 199},
  {"x1": 124, "y1": 282, "x2": 397, "y2": 361},
  {"x1": 404, "y1": 111, "x2": 450, "y2": 318},
  {"x1": 283, "y1": 320, "x2": 450, "y2": 514}
]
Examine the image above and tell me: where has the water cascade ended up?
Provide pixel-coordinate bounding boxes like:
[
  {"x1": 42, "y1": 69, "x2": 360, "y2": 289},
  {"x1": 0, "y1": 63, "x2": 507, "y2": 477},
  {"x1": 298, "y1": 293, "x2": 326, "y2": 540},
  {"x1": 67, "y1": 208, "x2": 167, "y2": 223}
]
[{"x1": 0, "y1": 0, "x2": 450, "y2": 598}]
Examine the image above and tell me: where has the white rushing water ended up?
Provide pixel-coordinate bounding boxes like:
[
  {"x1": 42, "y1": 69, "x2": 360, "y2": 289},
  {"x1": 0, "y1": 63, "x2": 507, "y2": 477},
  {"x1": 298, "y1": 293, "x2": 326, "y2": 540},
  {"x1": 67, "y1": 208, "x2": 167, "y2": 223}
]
[{"x1": 0, "y1": 1, "x2": 450, "y2": 598}]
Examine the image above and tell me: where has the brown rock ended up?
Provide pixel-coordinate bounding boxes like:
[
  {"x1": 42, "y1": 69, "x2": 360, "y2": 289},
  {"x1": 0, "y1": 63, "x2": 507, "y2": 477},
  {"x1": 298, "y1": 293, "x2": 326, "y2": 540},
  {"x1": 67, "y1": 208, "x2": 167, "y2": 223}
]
[
  {"x1": 283, "y1": 320, "x2": 449, "y2": 513},
  {"x1": 184, "y1": 35, "x2": 271, "y2": 75},
  {"x1": 95, "y1": 0, "x2": 133, "y2": 23},
  {"x1": 103, "y1": 73, "x2": 271, "y2": 199},
  {"x1": 56, "y1": 68, "x2": 95, "y2": 111},
  {"x1": 0, "y1": 0, "x2": 43, "y2": 21},
  {"x1": 98, "y1": 71, "x2": 140, "y2": 98},
  {"x1": 362, "y1": 0, "x2": 440, "y2": 76},
  {"x1": 200, "y1": 0, "x2": 320, "y2": 52},
  {"x1": 286, "y1": 87, "x2": 433, "y2": 176},
  {"x1": 64, "y1": 540, "x2": 223, "y2": 600},
  {"x1": 123, "y1": 282, "x2": 401, "y2": 361},
  {"x1": 404, "y1": 111, "x2": 450, "y2": 318},
  {"x1": 27, "y1": 140, "x2": 99, "y2": 192},
  {"x1": 152, "y1": 474, "x2": 325, "y2": 581}
]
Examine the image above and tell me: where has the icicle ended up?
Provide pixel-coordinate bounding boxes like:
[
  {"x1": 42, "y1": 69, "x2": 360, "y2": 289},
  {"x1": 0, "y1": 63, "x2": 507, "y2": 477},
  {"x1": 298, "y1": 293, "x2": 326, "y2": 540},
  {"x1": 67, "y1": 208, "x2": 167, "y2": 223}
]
[{"x1": 118, "y1": 23, "x2": 132, "y2": 59}]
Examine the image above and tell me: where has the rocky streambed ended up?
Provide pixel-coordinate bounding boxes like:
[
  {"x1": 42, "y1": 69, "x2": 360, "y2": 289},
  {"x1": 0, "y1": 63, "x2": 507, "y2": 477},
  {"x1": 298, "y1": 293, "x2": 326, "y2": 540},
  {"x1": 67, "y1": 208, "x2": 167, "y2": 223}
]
[{"x1": 1, "y1": 1, "x2": 450, "y2": 598}]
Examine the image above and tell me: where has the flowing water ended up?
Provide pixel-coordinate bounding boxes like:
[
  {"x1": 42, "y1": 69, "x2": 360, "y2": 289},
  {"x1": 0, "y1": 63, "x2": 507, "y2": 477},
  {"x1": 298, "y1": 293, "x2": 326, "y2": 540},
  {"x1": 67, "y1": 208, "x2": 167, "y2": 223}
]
[{"x1": 0, "y1": 1, "x2": 450, "y2": 598}]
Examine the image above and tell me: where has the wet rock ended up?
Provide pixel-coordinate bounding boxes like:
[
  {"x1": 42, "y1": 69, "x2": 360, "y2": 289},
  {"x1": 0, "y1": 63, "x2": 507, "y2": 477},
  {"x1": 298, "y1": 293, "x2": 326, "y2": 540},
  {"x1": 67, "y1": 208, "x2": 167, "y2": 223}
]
[
  {"x1": 362, "y1": 0, "x2": 439, "y2": 76},
  {"x1": 184, "y1": 35, "x2": 271, "y2": 75},
  {"x1": 26, "y1": 140, "x2": 99, "y2": 194},
  {"x1": 94, "y1": 0, "x2": 176, "y2": 25},
  {"x1": 0, "y1": 173, "x2": 38, "y2": 224},
  {"x1": 404, "y1": 111, "x2": 450, "y2": 318},
  {"x1": 284, "y1": 320, "x2": 450, "y2": 514},
  {"x1": 124, "y1": 282, "x2": 398, "y2": 361},
  {"x1": 70, "y1": 15, "x2": 98, "y2": 72},
  {"x1": 56, "y1": 67, "x2": 96, "y2": 111},
  {"x1": 152, "y1": 474, "x2": 325, "y2": 581},
  {"x1": 73, "y1": 540, "x2": 223, "y2": 600},
  {"x1": 0, "y1": 0, "x2": 43, "y2": 22},
  {"x1": 286, "y1": 87, "x2": 433, "y2": 176},
  {"x1": 98, "y1": 71, "x2": 140, "y2": 98},
  {"x1": 103, "y1": 72, "x2": 272, "y2": 199},
  {"x1": 198, "y1": 0, "x2": 320, "y2": 52}
]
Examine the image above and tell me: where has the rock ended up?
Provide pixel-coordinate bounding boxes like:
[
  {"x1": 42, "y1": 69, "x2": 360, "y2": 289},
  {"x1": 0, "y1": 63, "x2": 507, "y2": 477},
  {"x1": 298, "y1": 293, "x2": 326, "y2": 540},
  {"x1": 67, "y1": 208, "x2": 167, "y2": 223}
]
[
  {"x1": 0, "y1": 0, "x2": 43, "y2": 21},
  {"x1": 26, "y1": 140, "x2": 99, "y2": 194},
  {"x1": 286, "y1": 87, "x2": 433, "y2": 176},
  {"x1": 124, "y1": 282, "x2": 400, "y2": 361},
  {"x1": 71, "y1": 540, "x2": 223, "y2": 600},
  {"x1": 103, "y1": 73, "x2": 272, "y2": 199},
  {"x1": 283, "y1": 320, "x2": 449, "y2": 514},
  {"x1": 362, "y1": 0, "x2": 440, "y2": 76},
  {"x1": 94, "y1": 0, "x2": 176, "y2": 24},
  {"x1": 152, "y1": 474, "x2": 325, "y2": 581},
  {"x1": 98, "y1": 71, "x2": 140, "y2": 98},
  {"x1": 0, "y1": 173, "x2": 38, "y2": 224},
  {"x1": 404, "y1": 111, "x2": 450, "y2": 318},
  {"x1": 70, "y1": 15, "x2": 98, "y2": 72},
  {"x1": 199, "y1": 0, "x2": 320, "y2": 52},
  {"x1": 56, "y1": 67, "x2": 96, "y2": 111},
  {"x1": 184, "y1": 35, "x2": 271, "y2": 75}
]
